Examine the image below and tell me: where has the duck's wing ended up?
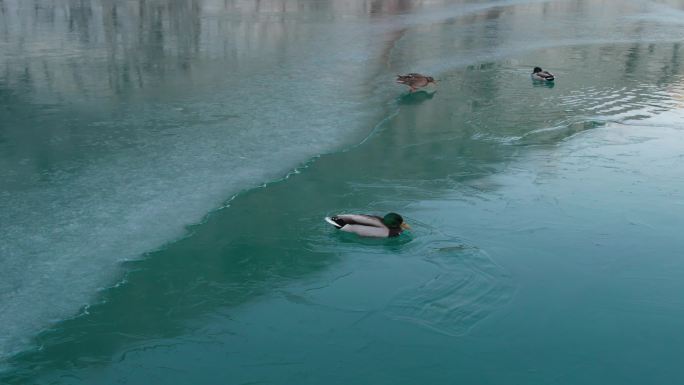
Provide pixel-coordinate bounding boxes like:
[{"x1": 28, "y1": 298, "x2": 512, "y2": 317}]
[
  {"x1": 325, "y1": 214, "x2": 390, "y2": 237},
  {"x1": 340, "y1": 224, "x2": 391, "y2": 238},
  {"x1": 410, "y1": 77, "x2": 429, "y2": 87},
  {"x1": 325, "y1": 214, "x2": 390, "y2": 238},
  {"x1": 532, "y1": 72, "x2": 554, "y2": 81},
  {"x1": 397, "y1": 73, "x2": 427, "y2": 85},
  {"x1": 334, "y1": 214, "x2": 385, "y2": 227}
]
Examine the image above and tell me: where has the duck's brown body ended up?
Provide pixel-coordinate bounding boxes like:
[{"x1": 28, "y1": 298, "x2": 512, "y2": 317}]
[{"x1": 396, "y1": 73, "x2": 436, "y2": 92}]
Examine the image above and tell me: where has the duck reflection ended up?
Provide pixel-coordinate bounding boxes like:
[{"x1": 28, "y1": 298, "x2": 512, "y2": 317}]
[{"x1": 398, "y1": 90, "x2": 436, "y2": 105}]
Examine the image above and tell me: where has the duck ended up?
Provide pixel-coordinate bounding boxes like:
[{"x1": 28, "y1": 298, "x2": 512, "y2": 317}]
[
  {"x1": 324, "y1": 212, "x2": 410, "y2": 238},
  {"x1": 396, "y1": 73, "x2": 436, "y2": 92},
  {"x1": 531, "y1": 67, "x2": 555, "y2": 81}
]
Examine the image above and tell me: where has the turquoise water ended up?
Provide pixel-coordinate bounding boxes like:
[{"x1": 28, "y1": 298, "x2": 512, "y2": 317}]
[{"x1": 2, "y1": 0, "x2": 684, "y2": 384}]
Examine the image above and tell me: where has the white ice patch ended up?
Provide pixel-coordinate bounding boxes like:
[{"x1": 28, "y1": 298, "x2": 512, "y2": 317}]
[{"x1": 0, "y1": 0, "x2": 398, "y2": 361}]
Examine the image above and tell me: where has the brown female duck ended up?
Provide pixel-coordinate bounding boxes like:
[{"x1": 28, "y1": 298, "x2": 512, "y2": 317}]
[{"x1": 396, "y1": 73, "x2": 436, "y2": 92}]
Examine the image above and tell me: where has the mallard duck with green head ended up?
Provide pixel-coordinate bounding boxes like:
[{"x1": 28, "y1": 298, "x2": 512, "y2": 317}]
[
  {"x1": 531, "y1": 66, "x2": 555, "y2": 81},
  {"x1": 396, "y1": 73, "x2": 436, "y2": 92},
  {"x1": 325, "y1": 213, "x2": 410, "y2": 238}
]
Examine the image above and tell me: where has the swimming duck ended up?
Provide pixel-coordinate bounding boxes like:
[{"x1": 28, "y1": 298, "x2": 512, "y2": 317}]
[
  {"x1": 531, "y1": 67, "x2": 555, "y2": 81},
  {"x1": 396, "y1": 73, "x2": 436, "y2": 92},
  {"x1": 325, "y1": 213, "x2": 410, "y2": 238}
]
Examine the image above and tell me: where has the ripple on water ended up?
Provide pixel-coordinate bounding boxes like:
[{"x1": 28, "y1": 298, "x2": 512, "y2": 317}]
[
  {"x1": 383, "y1": 234, "x2": 514, "y2": 337},
  {"x1": 561, "y1": 81, "x2": 682, "y2": 121},
  {"x1": 309, "y1": 216, "x2": 513, "y2": 337}
]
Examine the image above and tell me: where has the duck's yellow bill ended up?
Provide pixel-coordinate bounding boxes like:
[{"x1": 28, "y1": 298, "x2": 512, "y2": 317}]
[{"x1": 400, "y1": 223, "x2": 411, "y2": 230}]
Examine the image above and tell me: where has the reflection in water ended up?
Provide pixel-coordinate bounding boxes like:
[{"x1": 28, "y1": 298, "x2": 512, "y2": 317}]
[
  {"x1": 398, "y1": 90, "x2": 435, "y2": 105},
  {"x1": 534, "y1": 80, "x2": 555, "y2": 89},
  {"x1": 2, "y1": 0, "x2": 418, "y2": 102}
]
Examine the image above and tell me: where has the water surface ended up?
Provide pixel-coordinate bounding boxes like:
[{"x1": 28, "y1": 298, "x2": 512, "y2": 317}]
[{"x1": 2, "y1": 0, "x2": 684, "y2": 384}]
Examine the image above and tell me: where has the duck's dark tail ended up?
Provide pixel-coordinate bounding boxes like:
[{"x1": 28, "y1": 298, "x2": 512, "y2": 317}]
[{"x1": 324, "y1": 216, "x2": 345, "y2": 229}]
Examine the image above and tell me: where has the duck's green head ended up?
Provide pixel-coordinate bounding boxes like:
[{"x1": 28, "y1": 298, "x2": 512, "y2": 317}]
[{"x1": 383, "y1": 212, "x2": 411, "y2": 230}]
